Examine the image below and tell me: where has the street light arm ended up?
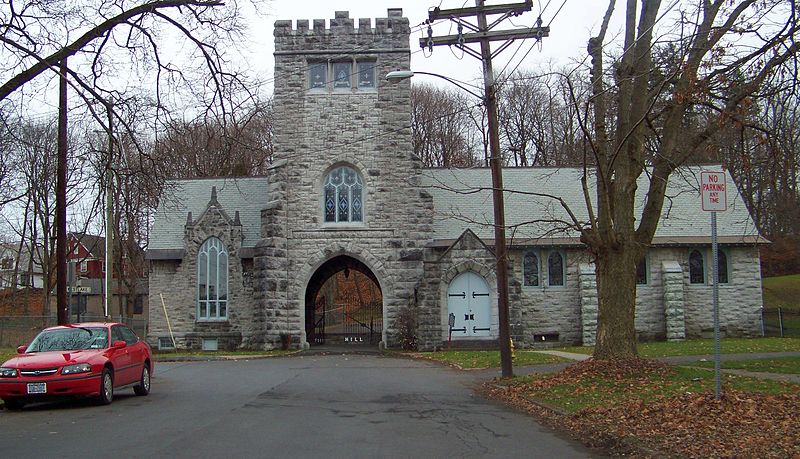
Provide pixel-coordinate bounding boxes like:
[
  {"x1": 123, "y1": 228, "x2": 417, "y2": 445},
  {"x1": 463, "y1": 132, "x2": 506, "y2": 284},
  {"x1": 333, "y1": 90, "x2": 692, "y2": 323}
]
[{"x1": 385, "y1": 70, "x2": 484, "y2": 100}]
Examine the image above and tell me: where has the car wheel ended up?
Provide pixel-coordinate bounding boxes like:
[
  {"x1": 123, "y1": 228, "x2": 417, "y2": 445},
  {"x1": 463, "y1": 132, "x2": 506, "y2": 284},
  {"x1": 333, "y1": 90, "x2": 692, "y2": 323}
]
[
  {"x1": 3, "y1": 398, "x2": 25, "y2": 410},
  {"x1": 98, "y1": 368, "x2": 113, "y2": 405},
  {"x1": 133, "y1": 365, "x2": 150, "y2": 396}
]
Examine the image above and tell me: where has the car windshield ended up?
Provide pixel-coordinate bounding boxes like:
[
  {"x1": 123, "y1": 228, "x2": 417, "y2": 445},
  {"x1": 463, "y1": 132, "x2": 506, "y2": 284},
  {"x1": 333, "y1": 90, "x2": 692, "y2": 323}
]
[{"x1": 25, "y1": 327, "x2": 109, "y2": 352}]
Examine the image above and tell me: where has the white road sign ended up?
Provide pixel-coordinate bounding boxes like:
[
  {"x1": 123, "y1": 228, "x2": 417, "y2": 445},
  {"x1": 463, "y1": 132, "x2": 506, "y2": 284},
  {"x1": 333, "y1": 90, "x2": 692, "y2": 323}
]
[{"x1": 701, "y1": 171, "x2": 727, "y2": 212}]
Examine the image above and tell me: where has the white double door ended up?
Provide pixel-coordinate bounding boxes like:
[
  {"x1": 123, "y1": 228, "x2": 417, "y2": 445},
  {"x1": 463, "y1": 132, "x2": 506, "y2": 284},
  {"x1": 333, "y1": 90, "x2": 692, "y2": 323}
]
[{"x1": 447, "y1": 272, "x2": 491, "y2": 338}]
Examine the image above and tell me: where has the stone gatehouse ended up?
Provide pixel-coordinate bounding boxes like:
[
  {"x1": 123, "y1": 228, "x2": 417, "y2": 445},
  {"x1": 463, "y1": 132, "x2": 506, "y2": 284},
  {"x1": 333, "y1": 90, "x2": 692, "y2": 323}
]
[{"x1": 146, "y1": 9, "x2": 766, "y2": 351}]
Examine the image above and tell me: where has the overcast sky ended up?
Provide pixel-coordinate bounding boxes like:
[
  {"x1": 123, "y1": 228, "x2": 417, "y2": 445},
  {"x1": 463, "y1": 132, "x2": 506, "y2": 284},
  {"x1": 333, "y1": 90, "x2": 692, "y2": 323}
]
[{"x1": 246, "y1": 0, "x2": 620, "y2": 94}]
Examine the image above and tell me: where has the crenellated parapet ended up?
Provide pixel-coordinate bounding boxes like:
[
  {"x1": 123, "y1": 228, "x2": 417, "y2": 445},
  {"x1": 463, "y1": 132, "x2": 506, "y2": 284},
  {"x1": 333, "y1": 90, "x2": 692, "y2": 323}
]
[{"x1": 274, "y1": 9, "x2": 409, "y2": 41}]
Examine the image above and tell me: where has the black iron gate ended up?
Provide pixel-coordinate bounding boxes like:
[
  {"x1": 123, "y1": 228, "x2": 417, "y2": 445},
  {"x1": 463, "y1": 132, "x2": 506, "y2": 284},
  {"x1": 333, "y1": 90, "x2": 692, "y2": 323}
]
[{"x1": 311, "y1": 297, "x2": 382, "y2": 345}]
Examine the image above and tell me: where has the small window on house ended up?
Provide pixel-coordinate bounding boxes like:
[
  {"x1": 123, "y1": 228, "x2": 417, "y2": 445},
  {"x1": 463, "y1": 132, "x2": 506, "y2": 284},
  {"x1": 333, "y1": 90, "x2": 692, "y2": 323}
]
[
  {"x1": 202, "y1": 338, "x2": 219, "y2": 351},
  {"x1": 73, "y1": 245, "x2": 79, "y2": 255},
  {"x1": 689, "y1": 250, "x2": 705, "y2": 284},
  {"x1": 523, "y1": 251, "x2": 539, "y2": 287},
  {"x1": 636, "y1": 257, "x2": 648, "y2": 285},
  {"x1": 323, "y1": 165, "x2": 364, "y2": 223},
  {"x1": 717, "y1": 249, "x2": 729, "y2": 284},
  {"x1": 80, "y1": 261, "x2": 88, "y2": 273},
  {"x1": 547, "y1": 251, "x2": 565, "y2": 286},
  {"x1": 1, "y1": 257, "x2": 12, "y2": 270},
  {"x1": 158, "y1": 337, "x2": 175, "y2": 350}
]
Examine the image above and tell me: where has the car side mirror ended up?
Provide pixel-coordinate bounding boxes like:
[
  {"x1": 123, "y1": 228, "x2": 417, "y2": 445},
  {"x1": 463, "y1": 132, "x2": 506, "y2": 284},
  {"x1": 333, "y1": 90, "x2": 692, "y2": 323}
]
[
  {"x1": 112, "y1": 340, "x2": 127, "y2": 349},
  {"x1": 17, "y1": 345, "x2": 27, "y2": 354}
]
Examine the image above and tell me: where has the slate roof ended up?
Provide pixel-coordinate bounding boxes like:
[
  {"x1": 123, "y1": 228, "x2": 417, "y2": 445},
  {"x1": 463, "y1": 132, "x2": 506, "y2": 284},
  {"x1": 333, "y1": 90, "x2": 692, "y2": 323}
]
[
  {"x1": 148, "y1": 177, "x2": 269, "y2": 252},
  {"x1": 148, "y1": 167, "x2": 762, "y2": 254},
  {"x1": 421, "y1": 166, "x2": 763, "y2": 245}
]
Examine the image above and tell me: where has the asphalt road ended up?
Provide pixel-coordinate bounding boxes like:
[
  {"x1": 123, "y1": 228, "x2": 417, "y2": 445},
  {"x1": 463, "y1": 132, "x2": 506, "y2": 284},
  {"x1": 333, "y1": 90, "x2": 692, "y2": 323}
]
[{"x1": 0, "y1": 353, "x2": 600, "y2": 458}]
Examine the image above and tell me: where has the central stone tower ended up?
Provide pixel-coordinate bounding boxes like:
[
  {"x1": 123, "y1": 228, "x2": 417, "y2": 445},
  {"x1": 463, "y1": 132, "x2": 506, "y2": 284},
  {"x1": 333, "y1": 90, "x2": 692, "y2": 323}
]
[{"x1": 254, "y1": 9, "x2": 433, "y2": 348}]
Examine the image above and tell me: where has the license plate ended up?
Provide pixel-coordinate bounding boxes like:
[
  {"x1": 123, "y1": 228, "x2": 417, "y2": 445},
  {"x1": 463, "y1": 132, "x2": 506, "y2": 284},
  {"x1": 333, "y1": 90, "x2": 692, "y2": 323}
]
[{"x1": 27, "y1": 383, "x2": 46, "y2": 394}]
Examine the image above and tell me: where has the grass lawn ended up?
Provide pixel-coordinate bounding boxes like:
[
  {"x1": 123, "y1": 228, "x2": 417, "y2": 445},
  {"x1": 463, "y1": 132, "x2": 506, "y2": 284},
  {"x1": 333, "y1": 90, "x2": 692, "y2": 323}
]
[
  {"x1": 762, "y1": 274, "x2": 800, "y2": 312},
  {"x1": 558, "y1": 337, "x2": 800, "y2": 357},
  {"x1": 408, "y1": 350, "x2": 568, "y2": 369},
  {"x1": 504, "y1": 363, "x2": 796, "y2": 414},
  {"x1": 690, "y1": 356, "x2": 800, "y2": 375},
  {"x1": 0, "y1": 348, "x2": 15, "y2": 364}
]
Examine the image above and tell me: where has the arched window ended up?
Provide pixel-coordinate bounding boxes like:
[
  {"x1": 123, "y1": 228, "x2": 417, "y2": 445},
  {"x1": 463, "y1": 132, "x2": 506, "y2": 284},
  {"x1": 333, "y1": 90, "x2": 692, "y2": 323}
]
[
  {"x1": 197, "y1": 238, "x2": 228, "y2": 320},
  {"x1": 689, "y1": 250, "x2": 704, "y2": 284},
  {"x1": 323, "y1": 166, "x2": 364, "y2": 223},
  {"x1": 547, "y1": 251, "x2": 565, "y2": 286},
  {"x1": 523, "y1": 252, "x2": 539, "y2": 287}
]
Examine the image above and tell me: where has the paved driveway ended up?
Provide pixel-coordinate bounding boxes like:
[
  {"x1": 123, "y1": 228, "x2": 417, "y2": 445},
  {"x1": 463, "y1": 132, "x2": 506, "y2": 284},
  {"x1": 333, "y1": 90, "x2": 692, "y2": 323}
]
[{"x1": 0, "y1": 353, "x2": 599, "y2": 458}]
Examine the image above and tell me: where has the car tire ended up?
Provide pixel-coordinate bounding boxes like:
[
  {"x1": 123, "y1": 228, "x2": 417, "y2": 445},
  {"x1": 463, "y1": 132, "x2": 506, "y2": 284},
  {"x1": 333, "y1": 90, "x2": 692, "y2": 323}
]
[
  {"x1": 3, "y1": 398, "x2": 25, "y2": 410},
  {"x1": 98, "y1": 368, "x2": 113, "y2": 405},
  {"x1": 133, "y1": 365, "x2": 150, "y2": 396}
]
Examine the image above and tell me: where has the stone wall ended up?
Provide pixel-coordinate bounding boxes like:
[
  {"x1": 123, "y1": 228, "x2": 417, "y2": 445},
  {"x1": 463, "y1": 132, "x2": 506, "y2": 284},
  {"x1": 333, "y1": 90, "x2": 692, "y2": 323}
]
[
  {"x1": 148, "y1": 193, "x2": 257, "y2": 350},
  {"x1": 264, "y1": 9, "x2": 433, "y2": 348}
]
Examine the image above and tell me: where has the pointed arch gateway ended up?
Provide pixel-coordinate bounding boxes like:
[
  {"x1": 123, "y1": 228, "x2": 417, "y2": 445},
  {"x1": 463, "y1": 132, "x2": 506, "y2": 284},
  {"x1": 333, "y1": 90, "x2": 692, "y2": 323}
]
[{"x1": 304, "y1": 255, "x2": 383, "y2": 345}]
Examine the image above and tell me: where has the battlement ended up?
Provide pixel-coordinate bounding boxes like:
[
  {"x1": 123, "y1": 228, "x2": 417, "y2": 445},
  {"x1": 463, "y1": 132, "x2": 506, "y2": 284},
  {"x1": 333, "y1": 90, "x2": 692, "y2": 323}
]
[{"x1": 274, "y1": 9, "x2": 409, "y2": 37}]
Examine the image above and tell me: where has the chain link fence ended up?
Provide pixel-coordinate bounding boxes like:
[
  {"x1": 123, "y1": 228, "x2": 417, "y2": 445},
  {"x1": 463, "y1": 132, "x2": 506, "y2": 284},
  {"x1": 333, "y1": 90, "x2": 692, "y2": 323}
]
[
  {"x1": 762, "y1": 307, "x2": 799, "y2": 338},
  {"x1": 0, "y1": 315, "x2": 148, "y2": 347}
]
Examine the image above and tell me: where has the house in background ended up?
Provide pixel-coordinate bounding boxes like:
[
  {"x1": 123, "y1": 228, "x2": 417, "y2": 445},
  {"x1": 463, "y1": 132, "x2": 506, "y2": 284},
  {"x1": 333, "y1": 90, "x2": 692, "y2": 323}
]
[
  {"x1": 64, "y1": 232, "x2": 149, "y2": 322},
  {"x1": 0, "y1": 241, "x2": 45, "y2": 290}
]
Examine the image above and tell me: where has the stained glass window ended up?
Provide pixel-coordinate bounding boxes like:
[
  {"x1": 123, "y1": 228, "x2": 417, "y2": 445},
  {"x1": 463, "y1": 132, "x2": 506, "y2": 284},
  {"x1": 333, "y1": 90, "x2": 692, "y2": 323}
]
[
  {"x1": 548, "y1": 251, "x2": 564, "y2": 286},
  {"x1": 636, "y1": 257, "x2": 648, "y2": 285},
  {"x1": 333, "y1": 62, "x2": 351, "y2": 89},
  {"x1": 323, "y1": 166, "x2": 364, "y2": 223},
  {"x1": 523, "y1": 252, "x2": 539, "y2": 287},
  {"x1": 309, "y1": 63, "x2": 326, "y2": 89},
  {"x1": 717, "y1": 250, "x2": 728, "y2": 284},
  {"x1": 689, "y1": 250, "x2": 704, "y2": 284},
  {"x1": 358, "y1": 62, "x2": 375, "y2": 88},
  {"x1": 308, "y1": 61, "x2": 376, "y2": 92},
  {"x1": 197, "y1": 237, "x2": 228, "y2": 320}
]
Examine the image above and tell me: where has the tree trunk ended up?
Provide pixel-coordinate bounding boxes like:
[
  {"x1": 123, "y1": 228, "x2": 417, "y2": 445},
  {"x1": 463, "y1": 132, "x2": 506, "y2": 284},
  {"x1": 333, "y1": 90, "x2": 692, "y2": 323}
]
[{"x1": 593, "y1": 245, "x2": 638, "y2": 359}]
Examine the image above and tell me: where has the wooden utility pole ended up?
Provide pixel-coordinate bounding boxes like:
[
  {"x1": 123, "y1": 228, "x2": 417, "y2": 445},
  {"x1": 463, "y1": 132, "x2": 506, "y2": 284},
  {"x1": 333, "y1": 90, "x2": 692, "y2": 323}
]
[
  {"x1": 56, "y1": 59, "x2": 68, "y2": 325},
  {"x1": 425, "y1": 0, "x2": 548, "y2": 378},
  {"x1": 105, "y1": 100, "x2": 114, "y2": 319}
]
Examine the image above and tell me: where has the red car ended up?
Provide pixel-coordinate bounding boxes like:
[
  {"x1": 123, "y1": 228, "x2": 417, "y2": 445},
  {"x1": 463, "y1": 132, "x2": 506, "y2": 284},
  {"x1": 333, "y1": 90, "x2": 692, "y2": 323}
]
[{"x1": 0, "y1": 322, "x2": 152, "y2": 410}]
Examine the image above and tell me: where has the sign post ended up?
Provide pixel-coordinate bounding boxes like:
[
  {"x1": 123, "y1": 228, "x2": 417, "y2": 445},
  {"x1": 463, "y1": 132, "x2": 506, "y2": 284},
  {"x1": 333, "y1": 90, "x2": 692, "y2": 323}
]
[{"x1": 701, "y1": 171, "x2": 727, "y2": 400}]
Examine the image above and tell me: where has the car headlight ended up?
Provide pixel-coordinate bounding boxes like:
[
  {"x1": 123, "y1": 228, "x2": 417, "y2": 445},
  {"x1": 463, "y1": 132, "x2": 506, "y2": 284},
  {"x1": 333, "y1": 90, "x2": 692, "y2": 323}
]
[
  {"x1": 61, "y1": 363, "x2": 92, "y2": 375},
  {"x1": 0, "y1": 367, "x2": 17, "y2": 378}
]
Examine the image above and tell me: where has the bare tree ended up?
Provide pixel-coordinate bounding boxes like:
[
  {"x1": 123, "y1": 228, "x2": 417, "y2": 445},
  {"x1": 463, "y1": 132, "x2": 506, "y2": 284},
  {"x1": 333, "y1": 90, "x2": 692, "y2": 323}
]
[
  {"x1": 579, "y1": 1, "x2": 799, "y2": 359},
  {"x1": 411, "y1": 83, "x2": 480, "y2": 168},
  {"x1": 0, "y1": 116, "x2": 94, "y2": 314},
  {"x1": 153, "y1": 98, "x2": 274, "y2": 178}
]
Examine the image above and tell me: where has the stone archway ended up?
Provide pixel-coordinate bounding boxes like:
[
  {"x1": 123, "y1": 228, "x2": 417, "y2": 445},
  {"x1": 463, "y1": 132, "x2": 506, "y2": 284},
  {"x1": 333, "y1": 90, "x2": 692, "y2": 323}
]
[{"x1": 305, "y1": 255, "x2": 383, "y2": 346}]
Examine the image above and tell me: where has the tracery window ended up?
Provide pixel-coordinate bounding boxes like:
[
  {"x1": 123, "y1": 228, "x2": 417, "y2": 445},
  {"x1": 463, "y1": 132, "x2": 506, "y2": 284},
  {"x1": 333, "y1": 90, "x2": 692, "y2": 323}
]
[
  {"x1": 523, "y1": 252, "x2": 539, "y2": 287},
  {"x1": 689, "y1": 250, "x2": 705, "y2": 284},
  {"x1": 323, "y1": 166, "x2": 364, "y2": 223},
  {"x1": 197, "y1": 237, "x2": 228, "y2": 320},
  {"x1": 547, "y1": 251, "x2": 565, "y2": 286}
]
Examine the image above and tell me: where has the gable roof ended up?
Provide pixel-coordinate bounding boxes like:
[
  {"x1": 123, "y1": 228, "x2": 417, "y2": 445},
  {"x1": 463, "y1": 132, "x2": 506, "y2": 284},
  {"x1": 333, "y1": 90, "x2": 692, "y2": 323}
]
[
  {"x1": 70, "y1": 232, "x2": 105, "y2": 258},
  {"x1": 422, "y1": 166, "x2": 763, "y2": 246},
  {"x1": 148, "y1": 177, "x2": 268, "y2": 251}
]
